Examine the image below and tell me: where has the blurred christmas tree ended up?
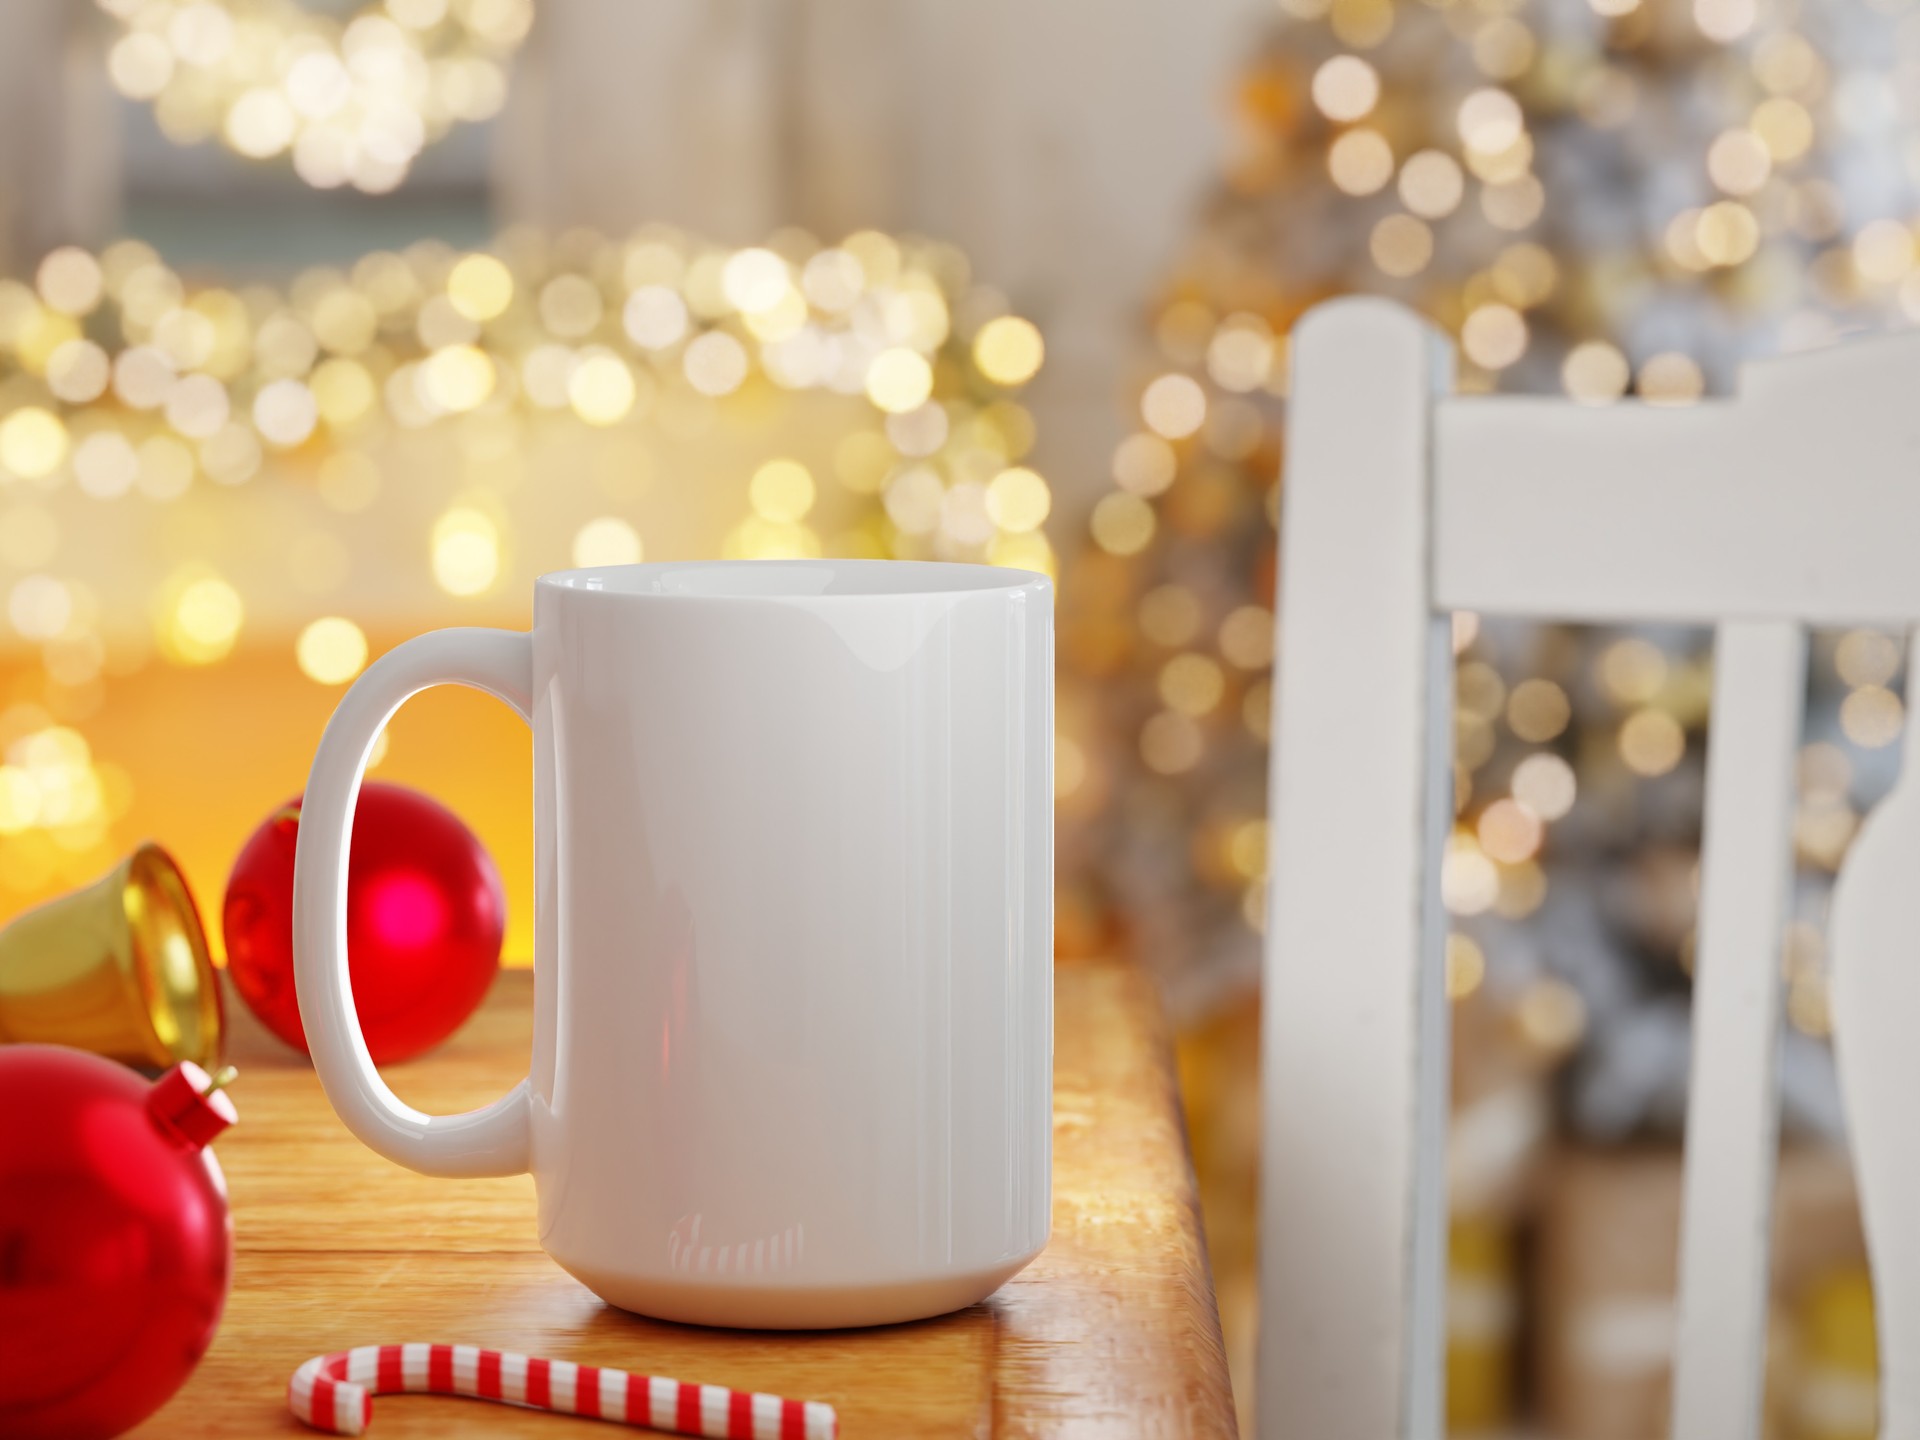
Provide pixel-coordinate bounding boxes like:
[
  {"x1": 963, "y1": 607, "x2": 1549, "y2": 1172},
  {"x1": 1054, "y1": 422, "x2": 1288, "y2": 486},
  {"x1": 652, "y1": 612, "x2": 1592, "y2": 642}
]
[{"x1": 1057, "y1": 0, "x2": 1920, "y2": 1137}]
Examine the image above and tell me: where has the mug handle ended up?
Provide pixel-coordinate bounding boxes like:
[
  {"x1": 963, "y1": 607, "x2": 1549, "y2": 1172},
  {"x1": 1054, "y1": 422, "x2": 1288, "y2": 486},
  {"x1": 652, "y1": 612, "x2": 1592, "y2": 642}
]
[{"x1": 292, "y1": 627, "x2": 534, "y2": 1178}]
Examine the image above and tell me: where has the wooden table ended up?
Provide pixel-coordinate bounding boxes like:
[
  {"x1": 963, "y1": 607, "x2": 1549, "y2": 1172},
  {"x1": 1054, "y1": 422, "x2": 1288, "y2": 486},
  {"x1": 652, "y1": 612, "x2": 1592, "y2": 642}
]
[{"x1": 135, "y1": 958, "x2": 1236, "y2": 1437}]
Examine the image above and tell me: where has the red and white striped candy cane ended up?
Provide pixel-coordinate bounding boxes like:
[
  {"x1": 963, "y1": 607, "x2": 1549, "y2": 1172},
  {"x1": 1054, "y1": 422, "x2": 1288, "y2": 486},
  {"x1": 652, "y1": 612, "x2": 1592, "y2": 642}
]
[{"x1": 287, "y1": 1343, "x2": 838, "y2": 1439}]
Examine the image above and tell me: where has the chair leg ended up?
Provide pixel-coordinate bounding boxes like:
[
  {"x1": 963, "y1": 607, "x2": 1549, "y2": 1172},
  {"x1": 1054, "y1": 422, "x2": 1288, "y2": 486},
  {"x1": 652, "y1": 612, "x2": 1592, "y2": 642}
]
[{"x1": 1670, "y1": 621, "x2": 1803, "y2": 1440}]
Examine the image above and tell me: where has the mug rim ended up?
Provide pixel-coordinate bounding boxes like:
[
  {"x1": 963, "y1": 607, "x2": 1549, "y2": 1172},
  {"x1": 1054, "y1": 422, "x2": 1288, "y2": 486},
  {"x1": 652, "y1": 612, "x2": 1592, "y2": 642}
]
[{"x1": 536, "y1": 558, "x2": 1051, "y2": 602}]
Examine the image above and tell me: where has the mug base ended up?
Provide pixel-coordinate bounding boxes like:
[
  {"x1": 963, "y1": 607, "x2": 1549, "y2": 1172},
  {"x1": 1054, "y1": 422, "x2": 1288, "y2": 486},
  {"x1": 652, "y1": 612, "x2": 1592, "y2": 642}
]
[{"x1": 554, "y1": 1248, "x2": 1044, "y2": 1330}]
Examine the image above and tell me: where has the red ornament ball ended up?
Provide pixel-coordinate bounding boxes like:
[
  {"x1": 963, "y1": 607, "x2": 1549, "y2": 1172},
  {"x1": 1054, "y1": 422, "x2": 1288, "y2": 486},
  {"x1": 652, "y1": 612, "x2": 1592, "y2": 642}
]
[
  {"x1": 223, "y1": 782, "x2": 504, "y2": 1065},
  {"x1": 0, "y1": 1047, "x2": 236, "y2": 1440}
]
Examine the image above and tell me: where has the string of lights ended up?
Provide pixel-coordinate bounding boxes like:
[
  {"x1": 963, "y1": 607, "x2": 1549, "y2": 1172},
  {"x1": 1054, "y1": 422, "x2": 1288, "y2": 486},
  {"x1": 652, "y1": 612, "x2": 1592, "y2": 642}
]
[
  {"x1": 0, "y1": 223, "x2": 1051, "y2": 888},
  {"x1": 96, "y1": 0, "x2": 535, "y2": 192}
]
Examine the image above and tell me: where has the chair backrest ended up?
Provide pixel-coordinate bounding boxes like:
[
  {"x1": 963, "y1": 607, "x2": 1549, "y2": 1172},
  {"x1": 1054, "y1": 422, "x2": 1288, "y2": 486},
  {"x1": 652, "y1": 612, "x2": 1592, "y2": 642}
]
[{"x1": 1260, "y1": 297, "x2": 1920, "y2": 1440}]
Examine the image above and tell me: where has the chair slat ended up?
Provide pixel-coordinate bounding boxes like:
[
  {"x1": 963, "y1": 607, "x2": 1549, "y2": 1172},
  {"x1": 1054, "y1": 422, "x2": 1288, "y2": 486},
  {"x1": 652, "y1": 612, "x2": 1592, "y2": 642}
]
[
  {"x1": 1433, "y1": 328, "x2": 1920, "y2": 626},
  {"x1": 1669, "y1": 621, "x2": 1805, "y2": 1440},
  {"x1": 1262, "y1": 299, "x2": 1453, "y2": 1440}
]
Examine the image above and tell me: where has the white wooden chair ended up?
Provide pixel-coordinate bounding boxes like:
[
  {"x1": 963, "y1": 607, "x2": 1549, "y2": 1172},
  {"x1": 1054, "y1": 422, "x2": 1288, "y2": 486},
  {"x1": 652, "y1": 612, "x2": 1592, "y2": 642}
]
[{"x1": 1261, "y1": 297, "x2": 1920, "y2": 1440}]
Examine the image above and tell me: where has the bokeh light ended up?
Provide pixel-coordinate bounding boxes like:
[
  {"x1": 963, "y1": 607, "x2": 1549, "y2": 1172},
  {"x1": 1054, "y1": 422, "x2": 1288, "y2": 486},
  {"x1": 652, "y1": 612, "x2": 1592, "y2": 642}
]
[
  {"x1": 984, "y1": 467, "x2": 1052, "y2": 533},
  {"x1": 36, "y1": 248, "x2": 104, "y2": 316},
  {"x1": 296, "y1": 617, "x2": 369, "y2": 685},
  {"x1": 447, "y1": 254, "x2": 514, "y2": 321},
  {"x1": 567, "y1": 353, "x2": 638, "y2": 425},
  {"x1": 1091, "y1": 492, "x2": 1156, "y2": 555},
  {"x1": 865, "y1": 348, "x2": 935, "y2": 413},
  {"x1": 1562, "y1": 341, "x2": 1630, "y2": 403},
  {"x1": 571, "y1": 517, "x2": 643, "y2": 569},
  {"x1": 1141, "y1": 374, "x2": 1207, "y2": 439},
  {"x1": 252, "y1": 379, "x2": 320, "y2": 446},
  {"x1": 1370, "y1": 214, "x2": 1434, "y2": 277},
  {"x1": 748, "y1": 459, "x2": 816, "y2": 524},
  {"x1": 1329, "y1": 129, "x2": 1395, "y2": 195},
  {"x1": 162, "y1": 574, "x2": 245, "y2": 665},
  {"x1": 1619, "y1": 709, "x2": 1686, "y2": 776},
  {"x1": 0, "y1": 407, "x2": 68, "y2": 479},
  {"x1": 1312, "y1": 55, "x2": 1380, "y2": 121},
  {"x1": 1512, "y1": 753, "x2": 1577, "y2": 820},
  {"x1": 974, "y1": 316, "x2": 1045, "y2": 386},
  {"x1": 431, "y1": 507, "x2": 501, "y2": 597}
]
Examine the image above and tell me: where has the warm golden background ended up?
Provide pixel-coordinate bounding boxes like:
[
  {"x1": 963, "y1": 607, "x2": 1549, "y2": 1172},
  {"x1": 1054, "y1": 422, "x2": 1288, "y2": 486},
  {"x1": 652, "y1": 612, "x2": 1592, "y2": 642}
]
[{"x1": 6, "y1": 0, "x2": 1920, "y2": 1434}]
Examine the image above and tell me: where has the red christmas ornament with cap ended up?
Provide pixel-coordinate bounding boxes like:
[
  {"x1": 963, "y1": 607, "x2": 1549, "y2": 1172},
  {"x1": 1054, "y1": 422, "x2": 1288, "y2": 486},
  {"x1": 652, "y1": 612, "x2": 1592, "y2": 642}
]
[
  {"x1": 0, "y1": 1045, "x2": 238, "y2": 1439},
  {"x1": 223, "y1": 781, "x2": 505, "y2": 1065}
]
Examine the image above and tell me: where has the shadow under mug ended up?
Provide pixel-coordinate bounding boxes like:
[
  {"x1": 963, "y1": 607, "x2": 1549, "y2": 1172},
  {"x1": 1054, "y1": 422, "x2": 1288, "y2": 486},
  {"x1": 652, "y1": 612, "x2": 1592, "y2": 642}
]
[{"x1": 291, "y1": 559, "x2": 1054, "y2": 1328}]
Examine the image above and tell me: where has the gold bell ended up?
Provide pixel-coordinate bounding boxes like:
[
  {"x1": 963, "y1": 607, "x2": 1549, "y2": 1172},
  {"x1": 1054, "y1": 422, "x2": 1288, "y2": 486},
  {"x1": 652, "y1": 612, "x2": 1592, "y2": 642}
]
[{"x1": 0, "y1": 843, "x2": 222, "y2": 1069}]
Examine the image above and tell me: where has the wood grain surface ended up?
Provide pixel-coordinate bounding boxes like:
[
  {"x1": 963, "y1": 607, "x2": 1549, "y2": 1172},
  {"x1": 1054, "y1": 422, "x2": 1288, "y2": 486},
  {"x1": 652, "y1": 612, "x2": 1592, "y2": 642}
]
[{"x1": 132, "y1": 957, "x2": 1235, "y2": 1438}]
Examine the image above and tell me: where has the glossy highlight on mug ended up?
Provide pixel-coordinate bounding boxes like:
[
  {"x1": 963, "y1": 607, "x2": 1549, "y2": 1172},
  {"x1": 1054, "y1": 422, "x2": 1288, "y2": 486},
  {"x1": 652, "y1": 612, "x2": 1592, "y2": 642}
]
[{"x1": 668, "y1": 1214, "x2": 804, "y2": 1276}]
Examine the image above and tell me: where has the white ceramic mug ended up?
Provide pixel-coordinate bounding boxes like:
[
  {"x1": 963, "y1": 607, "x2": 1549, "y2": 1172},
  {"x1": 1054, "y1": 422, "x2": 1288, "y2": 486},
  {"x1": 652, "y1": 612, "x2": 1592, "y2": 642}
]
[{"x1": 292, "y1": 559, "x2": 1053, "y2": 1328}]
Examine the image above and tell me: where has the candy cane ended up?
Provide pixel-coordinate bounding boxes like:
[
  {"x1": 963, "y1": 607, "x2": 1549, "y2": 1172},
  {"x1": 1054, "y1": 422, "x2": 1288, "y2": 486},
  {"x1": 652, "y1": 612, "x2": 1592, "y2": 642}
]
[{"x1": 288, "y1": 1344, "x2": 838, "y2": 1439}]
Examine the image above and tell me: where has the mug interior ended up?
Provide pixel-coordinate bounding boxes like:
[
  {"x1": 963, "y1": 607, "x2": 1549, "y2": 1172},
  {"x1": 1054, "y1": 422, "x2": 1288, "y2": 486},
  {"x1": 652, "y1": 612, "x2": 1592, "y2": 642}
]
[{"x1": 539, "y1": 559, "x2": 1044, "y2": 599}]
